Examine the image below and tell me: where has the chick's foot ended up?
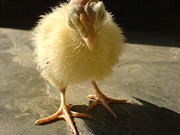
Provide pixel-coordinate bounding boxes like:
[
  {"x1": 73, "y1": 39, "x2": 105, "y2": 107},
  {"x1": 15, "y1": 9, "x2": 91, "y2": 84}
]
[
  {"x1": 35, "y1": 88, "x2": 91, "y2": 135},
  {"x1": 87, "y1": 81, "x2": 127, "y2": 118}
]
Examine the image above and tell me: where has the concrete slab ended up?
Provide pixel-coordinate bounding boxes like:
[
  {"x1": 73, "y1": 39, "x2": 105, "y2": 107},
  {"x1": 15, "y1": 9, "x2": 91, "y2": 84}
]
[{"x1": 0, "y1": 28, "x2": 180, "y2": 135}]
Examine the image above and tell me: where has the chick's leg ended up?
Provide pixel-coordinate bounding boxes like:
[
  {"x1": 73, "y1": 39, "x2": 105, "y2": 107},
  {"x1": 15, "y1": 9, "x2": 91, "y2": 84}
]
[
  {"x1": 35, "y1": 88, "x2": 91, "y2": 135},
  {"x1": 87, "y1": 81, "x2": 127, "y2": 118}
]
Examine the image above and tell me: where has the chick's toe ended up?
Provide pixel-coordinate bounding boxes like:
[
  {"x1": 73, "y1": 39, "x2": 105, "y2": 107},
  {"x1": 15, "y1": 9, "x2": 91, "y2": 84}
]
[{"x1": 87, "y1": 81, "x2": 127, "y2": 118}]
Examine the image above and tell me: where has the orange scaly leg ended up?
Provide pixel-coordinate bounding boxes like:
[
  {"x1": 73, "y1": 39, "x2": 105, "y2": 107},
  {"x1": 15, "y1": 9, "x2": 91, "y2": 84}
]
[
  {"x1": 87, "y1": 81, "x2": 127, "y2": 118},
  {"x1": 35, "y1": 88, "x2": 91, "y2": 135}
]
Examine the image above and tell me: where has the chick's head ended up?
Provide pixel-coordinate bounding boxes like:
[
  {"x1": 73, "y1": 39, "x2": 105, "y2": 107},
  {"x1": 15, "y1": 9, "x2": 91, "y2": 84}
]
[{"x1": 67, "y1": 0, "x2": 106, "y2": 50}]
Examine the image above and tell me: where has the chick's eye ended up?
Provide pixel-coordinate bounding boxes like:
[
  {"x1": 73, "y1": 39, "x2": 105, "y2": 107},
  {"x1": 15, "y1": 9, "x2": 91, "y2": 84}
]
[
  {"x1": 85, "y1": 2, "x2": 96, "y2": 19},
  {"x1": 67, "y1": 7, "x2": 80, "y2": 27},
  {"x1": 67, "y1": 18, "x2": 74, "y2": 28},
  {"x1": 67, "y1": 7, "x2": 87, "y2": 37},
  {"x1": 96, "y1": 8, "x2": 105, "y2": 20},
  {"x1": 93, "y1": 2, "x2": 106, "y2": 21}
]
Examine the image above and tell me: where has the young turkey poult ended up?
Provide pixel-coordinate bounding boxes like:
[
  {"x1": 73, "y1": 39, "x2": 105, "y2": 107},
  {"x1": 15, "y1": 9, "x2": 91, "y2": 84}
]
[{"x1": 33, "y1": 0, "x2": 126, "y2": 134}]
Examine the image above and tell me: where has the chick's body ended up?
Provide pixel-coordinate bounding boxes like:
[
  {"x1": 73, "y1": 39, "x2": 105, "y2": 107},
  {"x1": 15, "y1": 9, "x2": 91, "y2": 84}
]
[
  {"x1": 33, "y1": 3, "x2": 124, "y2": 88},
  {"x1": 33, "y1": 1, "x2": 126, "y2": 134}
]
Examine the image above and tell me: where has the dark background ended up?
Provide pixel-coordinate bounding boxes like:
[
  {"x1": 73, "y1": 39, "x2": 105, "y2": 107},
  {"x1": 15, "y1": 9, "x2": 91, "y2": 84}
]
[{"x1": 0, "y1": 0, "x2": 179, "y2": 32}]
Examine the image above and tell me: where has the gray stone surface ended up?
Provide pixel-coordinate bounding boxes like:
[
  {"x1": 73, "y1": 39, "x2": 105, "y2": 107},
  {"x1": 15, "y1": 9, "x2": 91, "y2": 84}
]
[{"x1": 0, "y1": 28, "x2": 180, "y2": 135}]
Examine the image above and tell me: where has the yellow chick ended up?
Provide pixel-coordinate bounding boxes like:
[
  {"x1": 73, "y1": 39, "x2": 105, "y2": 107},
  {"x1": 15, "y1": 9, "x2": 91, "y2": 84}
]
[{"x1": 33, "y1": 0, "x2": 126, "y2": 134}]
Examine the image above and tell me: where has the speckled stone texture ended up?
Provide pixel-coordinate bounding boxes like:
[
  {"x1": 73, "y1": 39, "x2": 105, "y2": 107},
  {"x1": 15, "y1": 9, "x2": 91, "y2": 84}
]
[{"x1": 0, "y1": 28, "x2": 180, "y2": 135}]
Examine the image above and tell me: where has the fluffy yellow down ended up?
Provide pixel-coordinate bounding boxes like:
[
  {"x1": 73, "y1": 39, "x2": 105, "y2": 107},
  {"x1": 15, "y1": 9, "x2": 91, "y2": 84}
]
[{"x1": 33, "y1": 3, "x2": 125, "y2": 88}]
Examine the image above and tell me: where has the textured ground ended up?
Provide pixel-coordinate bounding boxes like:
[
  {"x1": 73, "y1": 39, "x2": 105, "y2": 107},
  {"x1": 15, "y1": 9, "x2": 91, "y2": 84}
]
[{"x1": 0, "y1": 28, "x2": 180, "y2": 135}]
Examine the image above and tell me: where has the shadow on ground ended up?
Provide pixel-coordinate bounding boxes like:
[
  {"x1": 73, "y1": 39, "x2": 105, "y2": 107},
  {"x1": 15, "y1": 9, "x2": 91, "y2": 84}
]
[{"x1": 72, "y1": 97, "x2": 180, "y2": 135}]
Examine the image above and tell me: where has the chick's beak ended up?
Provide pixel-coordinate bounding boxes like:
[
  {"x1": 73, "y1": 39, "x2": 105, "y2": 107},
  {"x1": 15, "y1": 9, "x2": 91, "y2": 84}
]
[
  {"x1": 83, "y1": 32, "x2": 96, "y2": 51},
  {"x1": 80, "y1": 13, "x2": 96, "y2": 51}
]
